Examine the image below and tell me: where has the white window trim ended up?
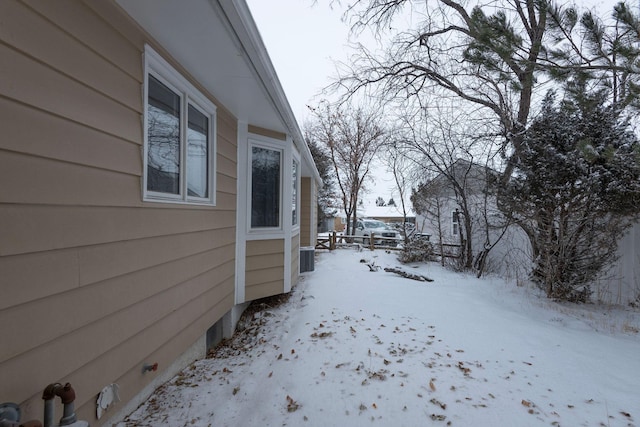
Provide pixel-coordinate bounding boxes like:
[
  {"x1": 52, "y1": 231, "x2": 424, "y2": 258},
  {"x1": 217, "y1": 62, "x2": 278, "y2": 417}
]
[
  {"x1": 248, "y1": 137, "x2": 285, "y2": 234},
  {"x1": 292, "y1": 149, "x2": 301, "y2": 230},
  {"x1": 142, "y1": 44, "x2": 217, "y2": 206}
]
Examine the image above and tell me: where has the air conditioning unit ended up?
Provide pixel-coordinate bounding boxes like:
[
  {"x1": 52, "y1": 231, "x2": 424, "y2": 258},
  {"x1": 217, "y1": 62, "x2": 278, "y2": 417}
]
[{"x1": 300, "y1": 247, "x2": 315, "y2": 272}]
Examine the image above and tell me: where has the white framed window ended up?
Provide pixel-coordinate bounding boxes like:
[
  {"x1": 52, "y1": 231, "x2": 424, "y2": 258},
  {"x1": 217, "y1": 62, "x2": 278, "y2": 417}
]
[
  {"x1": 143, "y1": 45, "x2": 216, "y2": 205},
  {"x1": 250, "y1": 141, "x2": 283, "y2": 229},
  {"x1": 292, "y1": 157, "x2": 299, "y2": 226}
]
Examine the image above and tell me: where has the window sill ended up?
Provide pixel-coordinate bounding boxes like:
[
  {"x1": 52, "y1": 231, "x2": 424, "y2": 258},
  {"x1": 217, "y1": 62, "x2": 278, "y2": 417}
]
[{"x1": 143, "y1": 196, "x2": 216, "y2": 207}]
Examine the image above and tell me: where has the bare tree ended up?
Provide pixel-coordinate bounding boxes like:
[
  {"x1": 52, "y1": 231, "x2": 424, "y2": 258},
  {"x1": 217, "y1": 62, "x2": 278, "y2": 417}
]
[
  {"x1": 385, "y1": 140, "x2": 416, "y2": 244},
  {"x1": 334, "y1": 0, "x2": 640, "y2": 290},
  {"x1": 307, "y1": 102, "x2": 387, "y2": 236},
  {"x1": 393, "y1": 101, "x2": 503, "y2": 270},
  {"x1": 335, "y1": 0, "x2": 640, "y2": 182}
]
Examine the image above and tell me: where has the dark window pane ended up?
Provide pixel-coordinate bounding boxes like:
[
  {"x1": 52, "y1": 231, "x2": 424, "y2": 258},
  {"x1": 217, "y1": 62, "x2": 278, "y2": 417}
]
[
  {"x1": 292, "y1": 160, "x2": 298, "y2": 225},
  {"x1": 147, "y1": 75, "x2": 180, "y2": 194},
  {"x1": 187, "y1": 104, "x2": 209, "y2": 198},
  {"x1": 251, "y1": 147, "x2": 280, "y2": 227}
]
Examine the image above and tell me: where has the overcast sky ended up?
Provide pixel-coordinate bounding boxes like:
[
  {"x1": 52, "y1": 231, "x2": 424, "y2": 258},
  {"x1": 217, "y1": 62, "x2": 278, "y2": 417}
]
[
  {"x1": 246, "y1": 0, "x2": 626, "y2": 201},
  {"x1": 245, "y1": 0, "x2": 407, "y2": 201},
  {"x1": 246, "y1": 0, "x2": 354, "y2": 125},
  {"x1": 246, "y1": 0, "x2": 622, "y2": 124}
]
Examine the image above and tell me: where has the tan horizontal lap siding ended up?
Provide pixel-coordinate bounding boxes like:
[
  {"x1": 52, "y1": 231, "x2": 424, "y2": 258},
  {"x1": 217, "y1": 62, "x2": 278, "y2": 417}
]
[
  {"x1": 0, "y1": 0, "x2": 238, "y2": 424},
  {"x1": 0, "y1": 97, "x2": 141, "y2": 176},
  {"x1": 0, "y1": 206, "x2": 236, "y2": 256},
  {"x1": 2, "y1": 258, "x2": 235, "y2": 403},
  {"x1": 245, "y1": 239, "x2": 285, "y2": 301},
  {"x1": 0, "y1": 42, "x2": 141, "y2": 143},
  {"x1": 248, "y1": 124, "x2": 287, "y2": 141},
  {"x1": 0, "y1": 229, "x2": 236, "y2": 311}
]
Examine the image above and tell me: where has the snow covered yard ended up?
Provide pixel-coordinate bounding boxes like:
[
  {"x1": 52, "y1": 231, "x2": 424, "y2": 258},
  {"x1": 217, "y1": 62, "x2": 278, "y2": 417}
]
[{"x1": 119, "y1": 249, "x2": 639, "y2": 427}]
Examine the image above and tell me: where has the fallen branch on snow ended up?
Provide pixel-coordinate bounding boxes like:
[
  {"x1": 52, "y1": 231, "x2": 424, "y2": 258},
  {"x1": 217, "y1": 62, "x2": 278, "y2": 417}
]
[{"x1": 383, "y1": 267, "x2": 433, "y2": 282}]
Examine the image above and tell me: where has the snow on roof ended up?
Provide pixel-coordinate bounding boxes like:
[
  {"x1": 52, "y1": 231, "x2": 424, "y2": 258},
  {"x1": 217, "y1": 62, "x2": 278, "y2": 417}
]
[
  {"x1": 332, "y1": 203, "x2": 415, "y2": 220},
  {"x1": 362, "y1": 204, "x2": 415, "y2": 219}
]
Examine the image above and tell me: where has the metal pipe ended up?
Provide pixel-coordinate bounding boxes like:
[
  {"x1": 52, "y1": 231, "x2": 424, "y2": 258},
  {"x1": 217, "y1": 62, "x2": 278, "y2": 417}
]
[
  {"x1": 57, "y1": 400, "x2": 76, "y2": 427},
  {"x1": 41, "y1": 384, "x2": 63, "y2": 427},
  {"x1": 41, "y1": 383, "x2": 78, "y2": 427}
]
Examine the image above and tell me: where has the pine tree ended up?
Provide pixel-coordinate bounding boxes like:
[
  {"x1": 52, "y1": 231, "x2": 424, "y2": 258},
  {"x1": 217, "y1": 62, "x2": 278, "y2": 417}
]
[
  {"x1": 502, "y1": 93, "x2": 640, "y2": 301},
  {"x1": 306, "y1": 135, "x2": 338, "y2": 222}
]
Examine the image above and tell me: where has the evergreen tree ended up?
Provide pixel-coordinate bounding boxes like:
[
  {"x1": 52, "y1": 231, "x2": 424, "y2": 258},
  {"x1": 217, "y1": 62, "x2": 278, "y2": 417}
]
[
  {"x1": 501, "y1": 93, "x2": 640, "y2": 301},
  {"x1": 306, "y1": 134, "x2": 338, "y2": 222}
]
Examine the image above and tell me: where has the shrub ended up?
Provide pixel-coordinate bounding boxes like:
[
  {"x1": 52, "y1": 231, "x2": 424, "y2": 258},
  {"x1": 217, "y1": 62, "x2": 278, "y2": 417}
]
[{"x1": 399, "y1": 237, "x2": 434, "y2": 263}]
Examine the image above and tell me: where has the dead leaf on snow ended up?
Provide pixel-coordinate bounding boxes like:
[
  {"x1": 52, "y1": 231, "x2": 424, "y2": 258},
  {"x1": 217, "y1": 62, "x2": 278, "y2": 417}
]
[
  {"x1": 286, "y1": 395, "x2": 300, "y2": 412},
  {"x1": 310, "y1": 332, "x2": 333, "y2": 339},
  {"x1": 429, "y1": 380, "x2": 436, "y2": 391},
  {"x1": 457, "y1": 362, "x2": 471, "y2": 376},
  {"x1": 430, "y1": 398, "x2": 447, "y2": 410}
]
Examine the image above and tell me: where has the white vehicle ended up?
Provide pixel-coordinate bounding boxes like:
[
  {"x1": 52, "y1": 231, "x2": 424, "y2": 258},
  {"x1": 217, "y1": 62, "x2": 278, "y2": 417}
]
[{"x1": 354, "y1": 219, "x2": 400, "y2": 246}]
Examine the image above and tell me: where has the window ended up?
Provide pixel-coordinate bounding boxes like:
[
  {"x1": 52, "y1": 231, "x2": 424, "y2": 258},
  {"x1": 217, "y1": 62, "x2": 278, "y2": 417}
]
[
  {"x1": 251, "y1": 145, "x2": 281, "y2": 228},
  {"x1": 144, "y1": 46, "x2": 216, "y2": 204},
  {"x1": 452, "y1": 210, "x2": 460, "y2": 235},
  {"x1": 292, "y1": 159, "x2": 299, "y2": 226}
]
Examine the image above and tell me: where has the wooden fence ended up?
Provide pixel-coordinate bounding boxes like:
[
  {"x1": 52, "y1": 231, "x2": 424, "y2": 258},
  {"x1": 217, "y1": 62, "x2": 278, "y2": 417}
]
[
  {"x1": 315, "y1": 231, "x2": 402, "y2": 251},
  {"x1": 316, "y1": 232, "x2": 462, "y2": 258}
]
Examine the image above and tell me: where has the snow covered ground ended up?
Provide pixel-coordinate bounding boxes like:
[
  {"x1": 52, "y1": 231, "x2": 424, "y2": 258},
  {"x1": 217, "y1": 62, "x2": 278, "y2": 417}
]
[{"x1": 119, "y1": 248, "x2": 640, "y2": 427}]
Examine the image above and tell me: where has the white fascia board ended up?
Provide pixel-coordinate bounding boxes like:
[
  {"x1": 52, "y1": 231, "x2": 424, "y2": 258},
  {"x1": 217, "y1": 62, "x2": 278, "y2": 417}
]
[{"x1": 216, "y1": 0, "x2": 322, "y2": 185}]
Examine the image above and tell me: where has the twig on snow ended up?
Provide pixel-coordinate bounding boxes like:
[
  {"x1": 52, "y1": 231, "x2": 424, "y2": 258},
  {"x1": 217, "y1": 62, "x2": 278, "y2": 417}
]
[{"x1": 383, "y1": 267, "x2": 433, "y2": 282}]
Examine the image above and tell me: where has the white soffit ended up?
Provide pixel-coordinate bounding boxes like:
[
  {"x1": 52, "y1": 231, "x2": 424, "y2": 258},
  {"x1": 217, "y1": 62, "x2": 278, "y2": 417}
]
[
  {"x1": 116, "y1": 0, "x2": 283, "y2": 131},
  {"x1": 116, "y1": 0, "x2": 322, "y2": 183}
]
